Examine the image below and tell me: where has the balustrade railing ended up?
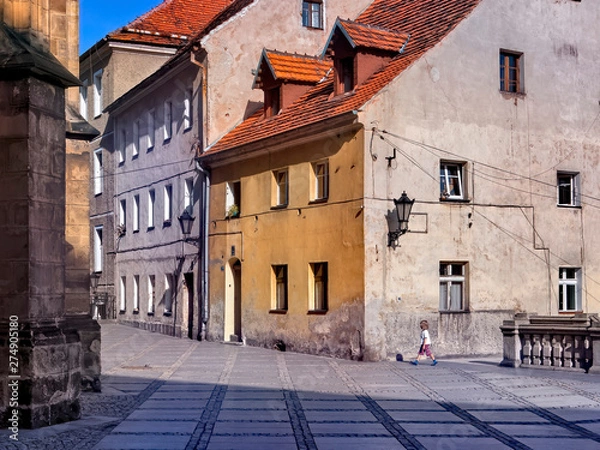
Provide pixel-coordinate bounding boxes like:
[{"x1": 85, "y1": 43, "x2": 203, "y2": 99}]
[{"x1": 500, "y1": 313, "x2": 600, "y2": 373}]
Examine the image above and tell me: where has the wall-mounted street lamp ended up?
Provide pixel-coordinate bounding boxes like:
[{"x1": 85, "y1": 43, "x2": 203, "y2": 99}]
[
  {"x1": 178, "y1": 209, "x2": 200, "y2": 247},
  {"x1": 90, "y1": 272, "x2": 100, "y2": 292},
  {"x1": 388, "y1": 191, "x2": 414, "y2": 247}
]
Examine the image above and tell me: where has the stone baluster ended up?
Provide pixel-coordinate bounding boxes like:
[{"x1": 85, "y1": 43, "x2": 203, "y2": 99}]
[
  {"x1": 551, "y1": 335, "x2": 562, "y2": 367},
  {"x1": 542, "y1": 335, "x2": 552, "y2": 366},
  {"x1": 522, "y1": 334, "x2": 532, "y2": 365},
  {"x1": 532, "y1": 335, "x2": 541, "y2": 366},
  {"x1": 583, "y1": 336, "x2": 591, "y2": 371},
  {"x1": 563, "y1": 335, "x2": 573, "y2": 368},
  {"x1": 573, "y1": 335, "x2": 583, "y2": 369}
]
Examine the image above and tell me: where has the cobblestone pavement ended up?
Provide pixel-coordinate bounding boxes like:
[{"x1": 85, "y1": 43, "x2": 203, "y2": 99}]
[{"x1": 2, "y1": 323, "x2": 600, "y2": 449}]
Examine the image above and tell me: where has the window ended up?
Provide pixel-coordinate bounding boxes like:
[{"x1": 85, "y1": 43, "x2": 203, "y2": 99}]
[
  {"x1": 119, "y1": 276, "x2": 126, "y2": 312},
  {"x1": 80, "y1": 79, "x2": 88, "y2": 120},
  {"x1": 119, "y1": 129, "x2": 126, "y2": 164},
  {"x1": 147, "y1": 110, "x2": 155, "y2": 150},
  {"x1": 272, "y1": 265, "x2": 288, "y2": 311},
  {"x1": 164, "y1": 273, "x2": 173, "y2": 314},
  {"x1": 440, "y1": 162, "x2": 466, "y2": 200},
  {"x1": 557, "y1": 172, "x2": 580, "y2": 207},
  {"x1": 312, "y1": 160, "x2": 329, "y2": 201},
  {"x1": 118, "y1": 199, "x2": 126, "y2": 233},
  {"x1": 93, "y1": 69, "x2": 103, "y2": 117},
  {"x1": 310, "y1": 262, "x2": 328, "y2": 311},
  {"x1": 274, "y1": 169, "x2": 289, "y2": 207},
  {"x1": 439, "y1": 262, "x2": 467, "y2": 312},
  {"x1": 302, "y1": 0, "x2": 323, "y2": 29},
  {"x1": 559, "y1": 268, "x2": 582, "y2": 312},
  {"x1": 265, "y1": 87, "x2": 280, "y2": 117},
  {"x1": 132, "y1": 121, "x2": 140, "y2": 157},
  {"x1": 148, "y1": 275, "x2": 155, "y2": 315},
  {"x1": 163, "y1": 101, "x2": 172, "y2": 141},
  {"x1": 183, "y1": 90, "x2": 192, "y2": 131},
  {"x1": 184, "y1": 178, "x2": 194, "y2": 214},
  {"x1": 164, "y1": 185, "x2": 173, "y2": 224},
  {"x1": 93, "y1": 149, "x2": 103, "y2": 195},
  {"x1": 340, "y1": 57, "x2": 354, "y2": 93},
  {"x1": 133, "y1": 194, "x2": 140, "y2": 232},
  {"x1": 148, "y1": 189, "x2": 155, "y2": 229},
  {"x1": 133, "y1": 275, "x2": 139, "y2": 312},
  {"x1": 499, "y1": 50, "x2": 523, "y2": 93},
  {"x1": 93, "y1": 225, "x2": 103, "y2": 272},
  {"x1": 226, "y1": 181, "x2": 241, "y2": 218}
]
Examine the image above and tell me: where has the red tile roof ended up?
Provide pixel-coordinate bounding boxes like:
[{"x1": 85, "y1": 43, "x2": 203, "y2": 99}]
[
  {"x1": 253, "y1": 50, "x2": 332, "y2": 89},
  {"x1": 334, "y1": 19, "x2": 410, "y2": 53},
  {"x1": 203, "y1": 0, "x2": 481, "y2": 158},
  {"x1": 108, "y1": 0, "x2": 234, "y2": 47}
]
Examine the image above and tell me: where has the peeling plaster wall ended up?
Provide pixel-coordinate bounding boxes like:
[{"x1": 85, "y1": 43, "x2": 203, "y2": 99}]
[
  {"x1": 360, "y1": 0, "x2": 600, "y2": 360},
  {"x1": 206, "y1": 129, "x2": 366, "y2": 359}
]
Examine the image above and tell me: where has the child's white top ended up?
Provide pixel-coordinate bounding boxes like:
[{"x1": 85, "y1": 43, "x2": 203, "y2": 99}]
[{"x1": 420, "y1": 329, "x2": 431, "y2": 346}]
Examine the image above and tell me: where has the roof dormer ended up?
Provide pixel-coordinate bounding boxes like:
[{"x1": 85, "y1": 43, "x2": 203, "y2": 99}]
[
  {"x1": 324, "y1": 18, "x2": 410, "y2": 96},
  {"x1": 253, "y1": 49, "x2": 331, "y2": 117}
]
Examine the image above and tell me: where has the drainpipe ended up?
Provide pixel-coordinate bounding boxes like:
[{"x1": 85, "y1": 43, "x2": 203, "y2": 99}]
[{"x1": 190, "y1": 46, "x2": 210, "y2": 340}]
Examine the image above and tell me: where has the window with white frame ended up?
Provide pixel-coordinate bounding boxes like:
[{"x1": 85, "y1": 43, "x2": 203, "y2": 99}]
[
  {"x1": 312, "y1": 160, "x2": 329, "y2": 201},
  {"x1": 302, "y1": 0, "x2": 323, "y2": 28},
  {"x1": 119, "y1": 129, "x2": 126, "y2": 164},
  {"x1": 272, "y1": 265, "x2": 288, "y2": 311},
  {"x1": 148, "y1": 189, "x2": 155, "y2": 229},
  {"x1": 119, "y1": 276, "x2": 126, "y2": 312},
  {"x1": 148, "y1": 275, "x2": 155, "y2": 314},
  {"x1": 183, "y1": 90, "x2": 192, "y2": 131},
  {"x1": 557, "y1": 172, "x2": 580, "y2": 207},
  {"x1": 133, "y1": 275, "x2": 139, "y2": 312},
  {"x1": 163, "y1": 101, "x2": 172, "y2": 141},
  {"x1": 93, "y1": 69, "x2": 103, "y2": 117},
  {"x1": 164, "y1": 185, "x2": 173, "y2": 224},
  {"x1": 147, "y1": 110, "x2": 155, "y2": 150},
  {"x1": 133, "y1": 194, "x2": 140, "y2": 232},
  {"x1": 80, "y1": 79, "x2": 88, "y2": 120},
  {"x1": 118, "y1": 199, "x2": 126, "y2": 233},
  {"x1": 440, "y1": 162, "x2": 466, "y2": 200},
  {"x1": 439, "y1": 262, "x2": 467, "y2": 312},
  {"x1": 132, "y1": 120, "x2": 140, "y2": 157},
  {"x1": 164, "y1": 273, "x2": 173, "y2": 314},
  {"x1": 184, "y1": 178, "x2": 194, "y2": 214},
  {"x1": 274, "y1": 169, "x2": 289, "y2": 207},
  {"x1": 226, "y1": 181, "x2": 241, "y2": 218},
  {"x1": 93, "y1": 149, "x2": 103, "y2": 195},
  {"x1": 309, "y1": 262, "x2": 328, "y2": 311},
  {"x1": 93, "y1": 225, "x2": 103, "y2": 272},
  {"x1": 559, "y1": 268, "x2": 582, "y2": 312}
]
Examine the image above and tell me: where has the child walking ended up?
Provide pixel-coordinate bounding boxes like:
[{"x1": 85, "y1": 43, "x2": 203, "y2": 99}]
[{"x1": 411, "y1": 320, "x2": 437, "y2": 366}]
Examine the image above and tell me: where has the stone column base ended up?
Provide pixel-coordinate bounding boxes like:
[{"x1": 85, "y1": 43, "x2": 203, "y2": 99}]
[
  {"x1": 65, "y1": 315, "x2": 102, "y2": 392},
  {"x1": 0, "y1": 319, "x2": 81, "y2": 429}
]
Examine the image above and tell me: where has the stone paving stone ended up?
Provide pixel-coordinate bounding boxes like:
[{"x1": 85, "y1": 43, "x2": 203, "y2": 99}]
[
  {"x1": 526, "y1": 395, "x2": 600, "y2": 409},
  {"x1": 304, "y1": 410, "x2": 379, "y2": 422},
  {"x1": 452, "y1": 398, "x2": 521, "y2": 410},
  {"x1": 416, "y1": 436, "x2": 512, "y2": 450},
  {"x1": 138, "y1": 399, "x2": 208, "y2": 409},
  {"x1": 206, "y1": 436, "x2": 297, "y2": 449},
  {"x1": 126, "y1": 408, "x2": 204, "y2": 420},
  {"x1": 516, "y1": 437, "x2": 600, "y2": 450},
  {"x1": 211, "y1": 421, "x2": 293, "y2": 434},
  {"x1": 149, "y1": 390, "x2": 212, "y2": 400},
  {"x1": 491, "y1": 423, "x2": 579, "y2": 437},
  {"x1": 468, "y1": 409, "x2": 549, "y2": 423},
  {"x1": 309, "y1": 421, "x2": 391, "y2": 435},
  {"x1": 92, "y1": 434, "x2": 191, "y2": 449},
  {"x1": 399, "y1": 422, "x2": 484, "y2": 436},
  {"x1": 301, "y1": 400, "x2": 368, "y2": 410},
  {"x1": 216, "y1": 409, "x2": 291, "y2": 421},
  {"x1": 111, "y1": 420, "x2": 197, "y2": 434},
  {"x1": 312, "y1": 436, "x2": 407, "y2": 449},
  {"x1": 156, "y1": 383, "x2": 215, "y2": 392},
  {"x1": 376, "y1": 399, "x2": 446, "y2": 410},
  {"x1": 546, "y1": 408, "x2": 600, "y2": 422},
  {"x1": 388, "y1": 410, "x2": 464, "y2": 422},
  {"x1": 220, "y1": 399, "x2": 287, "y2": 409},
  {"x1": 223, "y1": 390, "x2": 285, "y2": 400}
]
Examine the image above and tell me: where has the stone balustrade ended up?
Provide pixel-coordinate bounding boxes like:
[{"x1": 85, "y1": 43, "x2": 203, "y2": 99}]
[{"x1": 500, "y1": 313, "x2": 600, "y2": 373}]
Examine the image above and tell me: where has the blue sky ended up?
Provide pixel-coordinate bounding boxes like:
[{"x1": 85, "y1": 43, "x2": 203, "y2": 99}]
[{"x1": 80, "y1": 0, "x2": 161, "y2": 53}]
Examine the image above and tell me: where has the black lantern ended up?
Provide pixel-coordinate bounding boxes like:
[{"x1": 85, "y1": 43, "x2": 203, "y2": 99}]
[
  {"x1": 388, "y1": 191, "x2": 414, "y2": 246},
  {"x1": 178, "y1": 209, "x2": 196, "y2": 236},
  {"x1": 90, "y1": 272, "x2": 100, "y2": 292}
]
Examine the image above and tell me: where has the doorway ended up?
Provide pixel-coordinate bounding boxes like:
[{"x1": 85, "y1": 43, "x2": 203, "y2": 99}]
[
  {"x1": 225, "y1": 258, "x2": 242, "y2": 342},
  {"x1": 184, "y1": 272, "x2": 194, "y2": 339}
]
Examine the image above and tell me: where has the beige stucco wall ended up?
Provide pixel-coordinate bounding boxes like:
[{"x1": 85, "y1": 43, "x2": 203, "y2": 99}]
[
  {"x1": 201, "y1": 0, "x2": 371, "y2": 146},
  {"x1": 359, "y1": 0, "x2": 600, "y2": 359},
  {"x1": 207, "y1": 127, "x2": 366, "y2": 358}
]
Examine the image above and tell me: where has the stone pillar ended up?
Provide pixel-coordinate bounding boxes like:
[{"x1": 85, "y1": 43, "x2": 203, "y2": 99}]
[
  {"x1": 499, "y1": 313, "x2": 530, "y2": 368},
  {"x1": 589, "y1": 319, "x2": 600, "y2": 374},
  {"x1": 0, "y1": 22, "x2": 84, "y2": 428}
]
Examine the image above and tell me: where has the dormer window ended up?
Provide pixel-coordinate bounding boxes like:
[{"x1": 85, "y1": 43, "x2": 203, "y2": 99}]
[
  {"x1": 340, "y1": 57, "x2": 355, "y2": 93},
  {"x1": 265, "y1": 87, "x2": 281, "y2": 117}
]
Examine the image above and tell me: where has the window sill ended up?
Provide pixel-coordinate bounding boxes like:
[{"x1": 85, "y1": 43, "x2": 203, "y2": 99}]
[
  {"x1": 558, "y1": 310, "x2": 583, "y2": 315},
  {"x1": 147, "y1": 146, "x2": 154, "y2": 153},
  {"x1": 163, "y1": 311, "x2": 172, "y2": 317},
  {"x1": 309, "y1": 198, "x2": 328, "y2": 205},
  {"x1": 557, "y1": 204, "x2": 582, "y2": 209},
  {"x1": 439, "y1": 198, "x2": 470, "y2": 203},
  {"x1": 118, "y1": 161, "x2": 125, "y2": 167},
  {"x1": 133, "y1": 309, "x2": 139, "y2": 315},
  {"x1": 499, "y1": 90, "x2": 526, "y2": 98},
  {"x1": 308, "y1": 309, "x2": 328, "y2": 315},
  {"x1": 439, "y1": 310, "x2": 470, "y2": 314},
  {"x1": 132, "y1": 153, "x2": 139, "y2": 160},
  {"x1": 270, "y1": 204, "x2": 288, "y2": 211},
  {"x1": 147, "y1": 226, "x2": 154, "y2": 232},
  {"x1": 163, "y1": 220, "x2": 172, "y2": 228},
  {"x1": 269, "y1": 309, "x2": 288, "y2": 315},
  {"x1": 147, "y1": 312, "x2": 154, "y2": 316},
  {"x1": 119, "y1": 310, "x2": 126, "y2": 315},
  {"x1": 133, "y1": 229, "x2": 140, "y2": 234}
]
